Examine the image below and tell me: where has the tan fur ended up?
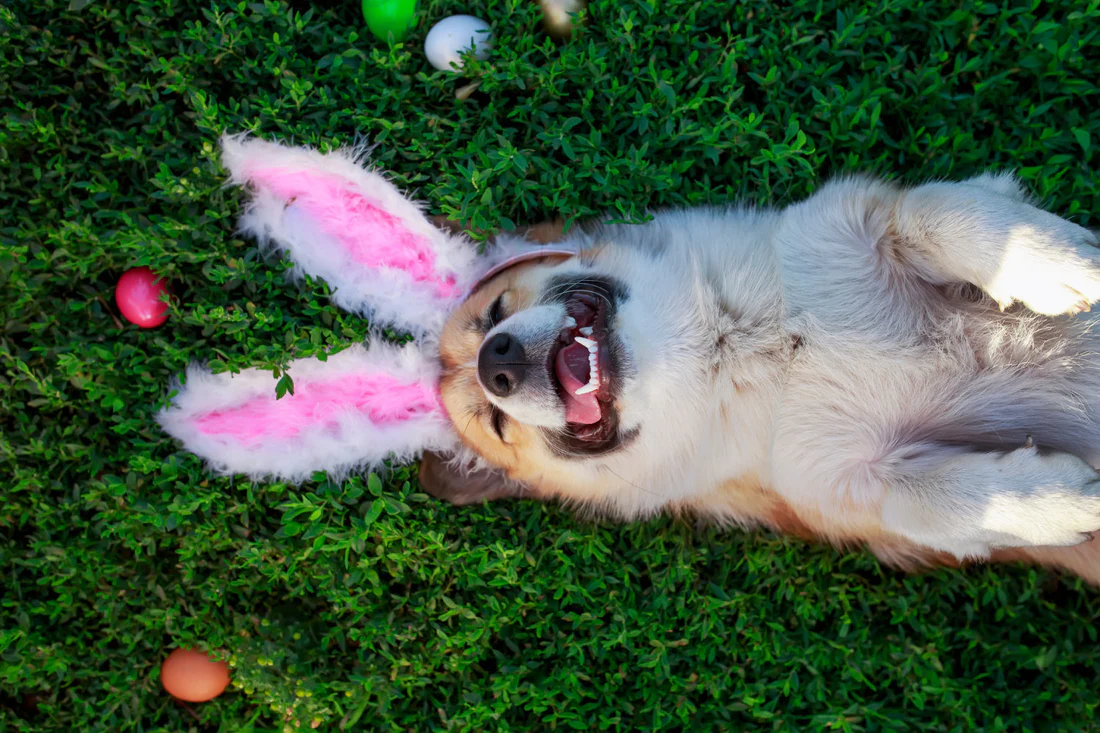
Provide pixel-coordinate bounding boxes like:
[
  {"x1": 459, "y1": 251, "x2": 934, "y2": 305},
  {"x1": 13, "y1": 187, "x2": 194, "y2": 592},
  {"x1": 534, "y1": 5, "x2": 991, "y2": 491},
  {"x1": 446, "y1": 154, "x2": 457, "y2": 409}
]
[
  {"x1": 439, "y1": 258, "x2": 579, "y2": 500},
  {"x1": 439, "y1": 263, "x2": 540, "y2": 466}
]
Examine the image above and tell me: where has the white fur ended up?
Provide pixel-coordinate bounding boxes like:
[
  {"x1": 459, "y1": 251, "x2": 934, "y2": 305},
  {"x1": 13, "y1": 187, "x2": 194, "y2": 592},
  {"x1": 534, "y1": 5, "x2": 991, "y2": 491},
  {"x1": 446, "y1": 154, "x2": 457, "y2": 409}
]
[
  {"x1": 895, "y1": 173, "x2": 1100, "y2": 315},
  {"x1": 883, "y1": 444, "x2": 1100, "y2": 558},
  {"x1": 474, "y1": 173, "x2": 1100, "y2": 561},
  {"x1": 157, "y1": 341, "x2": 458, "y2": 482}
]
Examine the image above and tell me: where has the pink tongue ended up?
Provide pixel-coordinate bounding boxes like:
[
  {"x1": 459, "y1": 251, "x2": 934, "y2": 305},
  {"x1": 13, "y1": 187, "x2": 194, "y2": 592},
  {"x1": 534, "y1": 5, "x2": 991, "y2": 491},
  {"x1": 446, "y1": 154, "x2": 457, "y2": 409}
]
[{"x1": 555, "y1": 342, "x2": 602, "y2": 425}]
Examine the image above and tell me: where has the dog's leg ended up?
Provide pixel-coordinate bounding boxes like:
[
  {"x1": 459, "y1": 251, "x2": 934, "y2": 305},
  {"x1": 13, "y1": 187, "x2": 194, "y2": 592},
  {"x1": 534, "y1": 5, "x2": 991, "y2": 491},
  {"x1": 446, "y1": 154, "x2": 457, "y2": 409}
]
[
  {"x1": 892, "y1": 173, "x2": 1100, "y2": 315},
  {"x1": 880, "y1": 440, "x2": 1100, "y2": 559}
]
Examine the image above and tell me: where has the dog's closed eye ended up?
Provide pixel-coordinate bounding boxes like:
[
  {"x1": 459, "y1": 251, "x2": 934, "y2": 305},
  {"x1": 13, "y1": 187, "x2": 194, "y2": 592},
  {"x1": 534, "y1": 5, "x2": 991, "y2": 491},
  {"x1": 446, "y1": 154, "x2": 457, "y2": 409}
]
[
  {"x1": 461, "y1": 291, "x2": 510, "y2": 335},
  {"x1": 489, "y1": 406, "x2": 508, "y2": 440},
  {"x1": 487, "y1": 292, "x2": 508, "y2": 328}
]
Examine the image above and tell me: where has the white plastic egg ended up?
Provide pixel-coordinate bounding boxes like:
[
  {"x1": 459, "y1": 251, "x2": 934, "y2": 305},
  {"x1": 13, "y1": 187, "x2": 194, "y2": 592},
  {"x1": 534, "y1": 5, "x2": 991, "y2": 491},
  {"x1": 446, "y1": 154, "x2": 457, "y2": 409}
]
[{"x1": 424, "y1": 15, "x2": 492, "y2": 72}]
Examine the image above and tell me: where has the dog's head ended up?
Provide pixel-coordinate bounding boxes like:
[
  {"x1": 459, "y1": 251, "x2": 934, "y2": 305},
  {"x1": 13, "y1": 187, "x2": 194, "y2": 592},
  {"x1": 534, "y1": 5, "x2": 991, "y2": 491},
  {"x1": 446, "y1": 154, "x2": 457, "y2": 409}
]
[
  {"x1": 428, "y1": 222, "x2": 720, "y2": 516},
  {"x1": 159, "y1": 136, "x2": 717, "y2": 517}
]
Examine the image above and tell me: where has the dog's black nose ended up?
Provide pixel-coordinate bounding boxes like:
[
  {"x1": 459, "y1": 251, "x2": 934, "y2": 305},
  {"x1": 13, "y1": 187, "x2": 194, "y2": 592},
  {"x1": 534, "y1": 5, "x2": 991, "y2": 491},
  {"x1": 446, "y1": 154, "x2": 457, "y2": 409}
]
[{"x1": 479, "y1": 332, "x2": 527, "y2": 397}]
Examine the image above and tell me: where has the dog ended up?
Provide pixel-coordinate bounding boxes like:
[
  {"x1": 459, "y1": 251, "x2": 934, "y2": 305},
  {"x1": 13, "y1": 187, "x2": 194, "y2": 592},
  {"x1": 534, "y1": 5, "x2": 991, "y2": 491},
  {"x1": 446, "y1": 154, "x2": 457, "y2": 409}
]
[
  {"x1": 423, "y1": 173, "x2": 1100, "y2": 584},
  {"x1": 158, "y1": 139, "x2": 1100, "y2": 585}
]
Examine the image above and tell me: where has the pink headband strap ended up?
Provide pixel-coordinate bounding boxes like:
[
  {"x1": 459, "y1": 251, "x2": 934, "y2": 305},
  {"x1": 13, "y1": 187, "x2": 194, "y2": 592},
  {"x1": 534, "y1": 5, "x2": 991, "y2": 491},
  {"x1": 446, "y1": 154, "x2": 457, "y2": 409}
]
[{"x1": 471, "y1": 248, "x2": 577, "y2": 292}]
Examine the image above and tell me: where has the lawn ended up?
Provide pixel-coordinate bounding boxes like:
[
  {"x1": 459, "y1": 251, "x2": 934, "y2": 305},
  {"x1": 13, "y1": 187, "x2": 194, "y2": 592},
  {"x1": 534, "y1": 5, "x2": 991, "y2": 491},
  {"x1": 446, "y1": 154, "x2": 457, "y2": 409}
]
[{"x1": 4, "y1": 0, "x2": 1100, "y2": 730}]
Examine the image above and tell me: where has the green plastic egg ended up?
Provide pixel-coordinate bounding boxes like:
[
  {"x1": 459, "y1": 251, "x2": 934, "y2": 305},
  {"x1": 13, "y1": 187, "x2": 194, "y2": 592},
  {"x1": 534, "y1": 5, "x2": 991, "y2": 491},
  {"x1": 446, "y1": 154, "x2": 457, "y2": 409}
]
[{"x1": 362, "y1": 0, "x2": 417, "y2": 42}]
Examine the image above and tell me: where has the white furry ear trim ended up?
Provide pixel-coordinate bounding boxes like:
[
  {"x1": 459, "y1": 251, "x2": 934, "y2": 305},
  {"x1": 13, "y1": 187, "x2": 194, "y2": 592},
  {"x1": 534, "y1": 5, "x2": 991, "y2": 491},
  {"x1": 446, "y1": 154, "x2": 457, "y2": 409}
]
[
  {"x1": 157, "y1": 341, "x2": 459, "y2": 482},
  {"x1": 221, "y1": 134, "x2": 479, "y2": 337}
]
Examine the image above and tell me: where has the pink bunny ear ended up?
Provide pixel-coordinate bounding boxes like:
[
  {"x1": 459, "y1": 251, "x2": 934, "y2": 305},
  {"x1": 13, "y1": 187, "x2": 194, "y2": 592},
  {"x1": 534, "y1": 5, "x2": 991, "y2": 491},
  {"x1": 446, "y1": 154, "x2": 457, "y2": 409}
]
[
  {"x1": 221, "y1": 134, "x2": 480, "y2": 337},
  {"x1": 157, "y1": 342, "x2": 458, "y2": 481}
]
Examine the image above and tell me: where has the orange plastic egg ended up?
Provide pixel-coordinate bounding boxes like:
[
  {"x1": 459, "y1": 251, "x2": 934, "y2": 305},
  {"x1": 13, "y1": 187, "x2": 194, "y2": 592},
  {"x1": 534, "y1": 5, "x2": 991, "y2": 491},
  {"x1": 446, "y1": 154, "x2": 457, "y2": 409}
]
[{"x1": 160, "y1": 648, "x2": 230, "y2": 702}]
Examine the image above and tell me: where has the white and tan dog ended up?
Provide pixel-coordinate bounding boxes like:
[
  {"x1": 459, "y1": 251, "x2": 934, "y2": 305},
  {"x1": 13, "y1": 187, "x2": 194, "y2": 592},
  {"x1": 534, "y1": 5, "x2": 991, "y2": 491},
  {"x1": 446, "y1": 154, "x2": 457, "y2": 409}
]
[{"x1": 160, "y1": 137, "x2": 1100, "y2": 584}]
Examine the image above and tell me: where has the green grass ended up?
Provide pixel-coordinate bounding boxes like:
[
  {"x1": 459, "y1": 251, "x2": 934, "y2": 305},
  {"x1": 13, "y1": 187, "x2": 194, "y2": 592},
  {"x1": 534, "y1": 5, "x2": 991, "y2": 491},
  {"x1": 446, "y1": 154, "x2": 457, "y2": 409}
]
[{"x1": 3, "y1": 0, "x2": 1100, "y2": 730}]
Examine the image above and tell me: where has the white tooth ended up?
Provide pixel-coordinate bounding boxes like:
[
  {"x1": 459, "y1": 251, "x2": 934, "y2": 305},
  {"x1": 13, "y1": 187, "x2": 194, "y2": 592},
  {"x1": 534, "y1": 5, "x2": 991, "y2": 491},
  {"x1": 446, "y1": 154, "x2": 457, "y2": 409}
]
[
  {"x1": 575, "y1": 336, "x2": 597, "y2": 349},
  {"x1": 575, "y1": 381, "x2": 598, "y2": 395},
  {"x1": 564, "y1": 316, "x2": 577, "y2": 328},
  {"x1": 579, "y1": 327, "x2": 593, "y2": 336}
]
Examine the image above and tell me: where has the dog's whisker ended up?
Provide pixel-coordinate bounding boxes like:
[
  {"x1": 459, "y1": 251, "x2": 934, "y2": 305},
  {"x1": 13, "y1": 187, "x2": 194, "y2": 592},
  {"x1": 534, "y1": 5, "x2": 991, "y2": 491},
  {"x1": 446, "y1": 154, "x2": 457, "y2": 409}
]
[
  {"x1": 460, "y1": 411, "x2": 480, "y2": 442},
  {"x1": 599, "y1": 465, "x2": 661, "y2": 498},
  {"x1": 534, "y1": 277, "x2": 616, "y2": 308},
  {"x1": 536, "y1": 284, "x2": 613, "y2": 310}
]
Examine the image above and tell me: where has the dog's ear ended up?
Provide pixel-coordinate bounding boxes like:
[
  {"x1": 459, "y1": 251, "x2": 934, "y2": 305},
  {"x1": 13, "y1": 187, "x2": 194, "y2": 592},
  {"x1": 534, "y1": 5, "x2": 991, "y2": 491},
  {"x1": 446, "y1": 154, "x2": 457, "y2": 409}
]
[
  {"x1": 513, "y1": 219, "x2": 567, "y2": 244},
  {"x1": 221, "y1": 135, "x2": 480, "y2": 337},
  {"x1": 428, "y1": 216, "x2": 568, "y2": 245},
  {"x1": 417, "y1": 451, "x2": 528, "y2": 506}
]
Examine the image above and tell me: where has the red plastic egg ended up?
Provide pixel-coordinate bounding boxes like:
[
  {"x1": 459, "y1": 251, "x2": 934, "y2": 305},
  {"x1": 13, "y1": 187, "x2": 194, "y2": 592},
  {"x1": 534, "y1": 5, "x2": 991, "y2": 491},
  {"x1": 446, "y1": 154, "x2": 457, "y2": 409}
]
[{"x1": 115, "y1": 266, "x2": 169, "y2": 328}]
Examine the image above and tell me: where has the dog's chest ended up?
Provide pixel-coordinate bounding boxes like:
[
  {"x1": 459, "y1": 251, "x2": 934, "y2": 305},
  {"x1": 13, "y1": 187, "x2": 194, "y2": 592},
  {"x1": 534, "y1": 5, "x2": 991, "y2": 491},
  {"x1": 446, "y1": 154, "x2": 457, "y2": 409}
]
[{"x1": 707, "y1": 300, "x2": 745, "y2": 371}]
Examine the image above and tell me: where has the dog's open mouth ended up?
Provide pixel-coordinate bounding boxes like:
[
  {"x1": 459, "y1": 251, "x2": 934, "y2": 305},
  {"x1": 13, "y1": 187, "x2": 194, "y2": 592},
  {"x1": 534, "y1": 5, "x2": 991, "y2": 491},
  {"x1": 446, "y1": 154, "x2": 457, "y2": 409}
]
[{"x1": 549, "y1": 291, "x2": 617, "y2": 442}]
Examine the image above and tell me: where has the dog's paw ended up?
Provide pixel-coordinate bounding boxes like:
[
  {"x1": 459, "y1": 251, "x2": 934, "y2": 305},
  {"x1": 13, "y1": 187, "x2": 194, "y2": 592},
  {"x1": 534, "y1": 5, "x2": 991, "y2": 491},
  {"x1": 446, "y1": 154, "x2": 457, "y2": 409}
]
[
  {"x1": 883, "y1": 439, "x2": 1100, "y2": 559},
  {"x1": 986, "y1": 220, "x2": 1100, "y2": 317},
  {"x1": 976, "y1": 441, "x2": 1100, "y2": 549}
]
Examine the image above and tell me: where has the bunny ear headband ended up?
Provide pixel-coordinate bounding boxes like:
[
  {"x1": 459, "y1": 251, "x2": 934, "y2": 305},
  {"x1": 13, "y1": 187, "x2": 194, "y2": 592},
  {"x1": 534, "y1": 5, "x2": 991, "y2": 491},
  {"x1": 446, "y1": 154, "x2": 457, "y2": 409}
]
[{"x1": 156, "y1": 134, "x2": 576, "y2": 481}]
